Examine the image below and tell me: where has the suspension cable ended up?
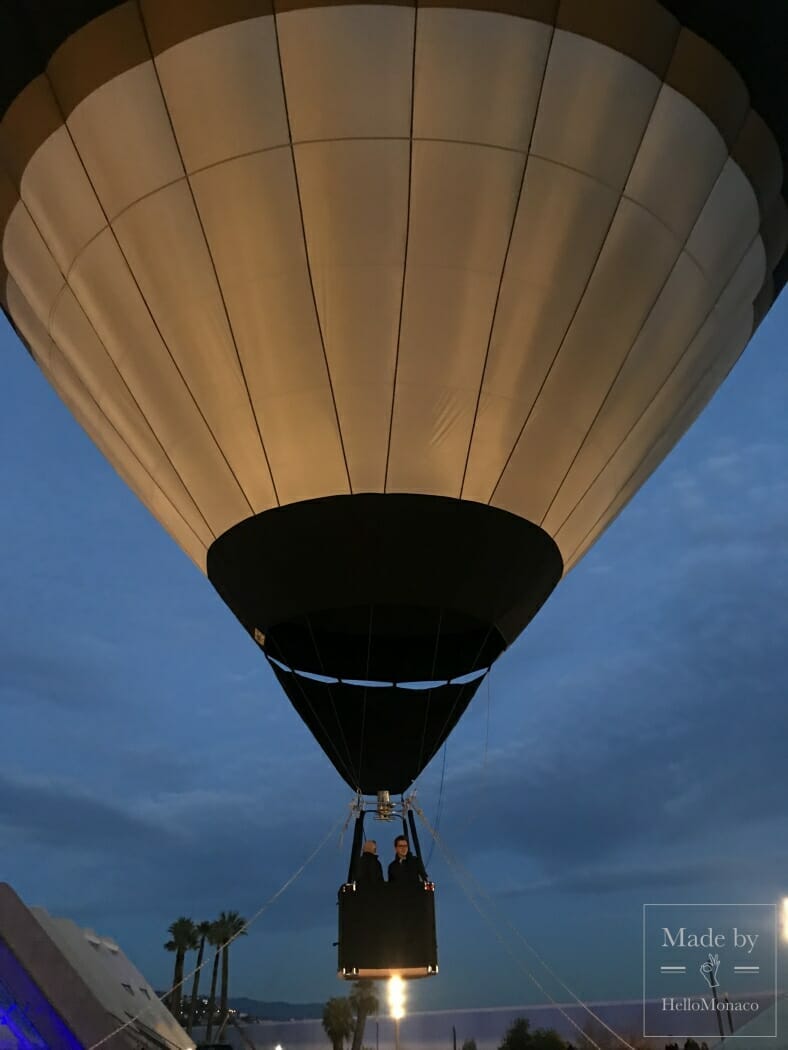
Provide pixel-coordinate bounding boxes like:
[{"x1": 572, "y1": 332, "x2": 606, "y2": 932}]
[
  {"x1": 263, "y1": 632, "x2": 358, "y2": 789},
  {"x1": 426, "y1": 661, "x2": 493, "y2": 866},
  {"x1": 414, "y1": 607, "x2": 445, "y2": 782},
  {"x1": 426, "y1": 621, "x2": 495, "y2": 775},
  {"x1": 266, "y1": 655, "x2": 360, "y2": 790},
  {"x1": 356, "y1": 604, "x2": 374, "y2": 789},
  {"x1": 455, "y1": 668, "x2": 493, "y2": 835},
  {"x1": 86, "y1": 812, "x2": 345, "y2": 1050},
  {"x1": 414, "y1": 806, "x2": 638, "y2": 1050},
  {"x1": 426, "y1": 830, "x2": 601, "y2": 1050},
  {"x1": 482, "y1": 666, "x2": 491, "y2": 777},
  {"x1": 412, "y1": 620, "x2": 495, "y2": 863},
  {"x1": 304, "y1": 613, "x2": 360, "y2": 789},
  {"x1": 423, "y1": 741, "x2": 447, "y2": 870}
]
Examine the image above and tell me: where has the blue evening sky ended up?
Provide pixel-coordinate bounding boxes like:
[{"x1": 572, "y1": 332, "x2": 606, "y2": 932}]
[{"x1": 1, "y1": 292, "x2": 786, "y2": 1013}]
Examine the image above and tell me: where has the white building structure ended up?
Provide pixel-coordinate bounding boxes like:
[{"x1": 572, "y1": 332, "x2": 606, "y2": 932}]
[{"x1": 0, "y1": 882, "x2": 192, "y2": 1050}]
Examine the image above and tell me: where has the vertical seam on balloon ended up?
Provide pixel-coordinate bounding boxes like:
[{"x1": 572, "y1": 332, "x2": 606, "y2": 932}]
[
  {"x1": 552, "y1": 223, "x2": 762, "y2": 548},
  {"x1": 383, "y1": 0, "x2": 418, "y2": 493},
  {"x1": 538, "y1": 110, "x2": 734, "y2": 531},
  {"x1": 0, "y1": 172, "x2": 217, "y2": 545},
  {"x1": 271, "y1": 2, "x2": 353, "y2": 496},
  {"x1": 1, "y1": 138, "x2": 217, "y2": 546},
  {"x1": 559, "y1": 228, "x2": 761, "y2": 567},
  {"x1": 5, "y1": 135, "x2": 691, "y2": 303},
  {"x1": 564, "y1": 346, "x2": 746, "y2": 575},
  {"x1": 547, "y1": 166, "x2": 763, "y2": 540},
  {"x1": 26, "y1": 323, "x2": 211, "y2": 556},
  {"x1": 136, "y1": 0, "x2": 280, "y2": 509},
  {"x1": 563, "y1": 317, "x2": 756, "y2": 571},
  {"x1": 486, "y1": 57, "x2": 674, "y2": 508},
  {"x1": 27, "y1": 142, "x2": 666, "y2": 321},
  {"x1": 540, "y1": 42, "x2": 760, "y2": 535},
  {"x1": 34, "y1": 62, "x2": 258, "y2": 521},
  {"x1": 457, "y1": 21, "x2": 556, "y2": 502},
  {"x1": 53, "y1": 146, "x2": 715, "y2": 284}
]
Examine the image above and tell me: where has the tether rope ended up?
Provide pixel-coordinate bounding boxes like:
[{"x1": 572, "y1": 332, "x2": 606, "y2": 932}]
[
  {"x1": 414, "y1": 620, "x2": 495, "y2": 866},
  {"x1": 480, "y1": 667, "x2": 491, "y2": 788},
  {"x1": 454, "y1": 668, "x2": 493, "y2": 835},
  {"x1": 425, "y1": 661, "x2": 493, "y2": 867},
  {"x1": 86, "y1": 812, "x2": 345, "y2": 1050},
  {"x1": 413, "y1": 621, "x2": 493, "y2": 802},
  {"x1": 414, "y1": 806, "x2": 638, "y2": 1050},
  {"x1": 423, "y1": 741, "x2": 447, "y2": 870}
]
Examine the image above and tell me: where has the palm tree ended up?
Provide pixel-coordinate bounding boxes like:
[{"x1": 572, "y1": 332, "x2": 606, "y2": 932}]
[
  {"x1": 349, "y1": 981, "x2": 378, "y2": 1050},
  {"x1": 186, "y1": 920, "x2": 213, "y2": 1034},
  {"x1": 164, "y1": 917, "x2": 197, "y2": 1021},
  {"x1": 204, "y1": 920, "x2": 224, "y2": 1041},
  {"x1": 216, "y1": 910, "x2": 247, "y2": 1034},
  {"x1": 322, "y1": 997, "x2": 354, "y2": 1050}
]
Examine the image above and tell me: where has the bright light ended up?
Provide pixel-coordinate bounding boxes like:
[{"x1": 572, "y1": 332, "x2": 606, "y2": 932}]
[
  {"x1": 782, "y1": 899, "x2": 788, "y2": 943},
  {"x1": 387, "y1": 975, "x2": 406, "y2": 1020},
  {"x1": 275, "y1": 1044, "x2": 284, "y2": 1050}
]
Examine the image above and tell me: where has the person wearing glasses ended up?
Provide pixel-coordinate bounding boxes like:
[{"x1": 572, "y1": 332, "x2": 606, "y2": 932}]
[{"x1": 387, "y1": 835, "x2": 422, "y2": 884}]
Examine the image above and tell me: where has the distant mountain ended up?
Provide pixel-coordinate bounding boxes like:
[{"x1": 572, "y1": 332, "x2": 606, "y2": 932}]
[{"x1": 228, "y1": 999, "x2": 324, "y2": 1021}]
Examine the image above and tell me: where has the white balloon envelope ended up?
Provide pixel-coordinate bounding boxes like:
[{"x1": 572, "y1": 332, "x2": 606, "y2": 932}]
[{"x1": 1, "y1": 0, "x2": 785, "y2": 790}]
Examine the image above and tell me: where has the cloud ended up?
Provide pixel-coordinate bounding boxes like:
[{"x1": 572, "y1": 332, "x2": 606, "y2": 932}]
[
  {"x1": 417, "y1": 431, "x2": 788, "y2": 897},
  {"x1": 0, "y1": 772, "x2": 175, "y2": 852},
  {"x1": 497, "y1": 853, "x2": 781, "y2": 898},
  {"x1": 0, "y1": 638, "x2": 121, "y2": 712},
  {"x1": 1, "y1": 300, "x2": 787, "y2": 1006}
]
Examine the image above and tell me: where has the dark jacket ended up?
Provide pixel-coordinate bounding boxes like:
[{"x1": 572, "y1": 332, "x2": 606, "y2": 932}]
[
  {"x1": 356, "y1": 852, "x2": 384, "y2": 885},
  {"x1": 387, "y1": 853, "x2": 422, "y2": 885}
]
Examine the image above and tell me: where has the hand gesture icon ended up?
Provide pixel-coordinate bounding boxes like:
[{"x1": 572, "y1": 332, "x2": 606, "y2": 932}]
[{"x1": 700, "y1": 953, "x2": 721, "y2": 989}]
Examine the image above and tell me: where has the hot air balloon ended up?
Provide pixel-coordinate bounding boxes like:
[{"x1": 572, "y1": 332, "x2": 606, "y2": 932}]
[{"x1": 1, "y1": 0, "x2": 786, "y2": 975}]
